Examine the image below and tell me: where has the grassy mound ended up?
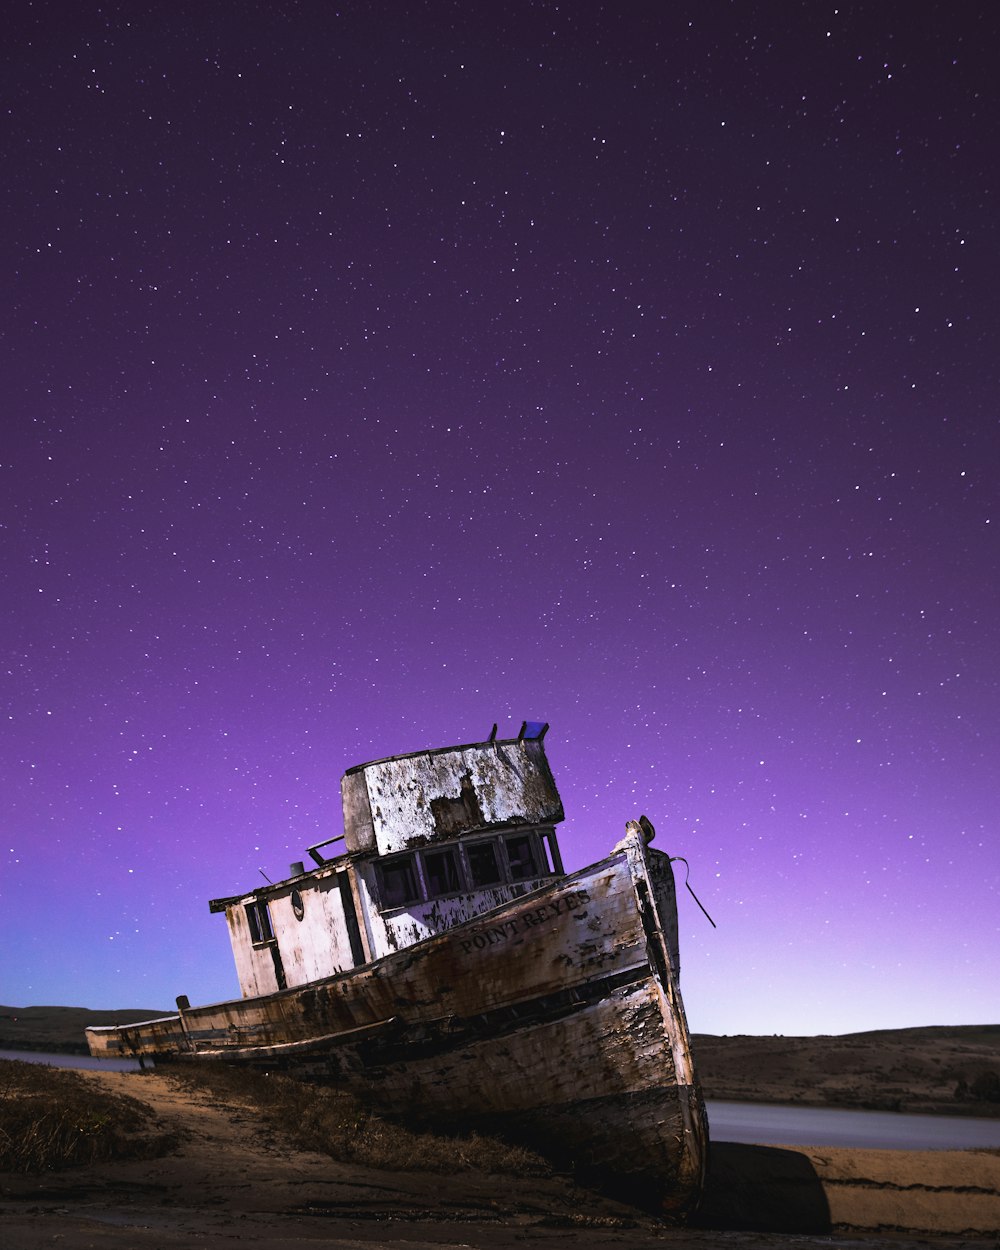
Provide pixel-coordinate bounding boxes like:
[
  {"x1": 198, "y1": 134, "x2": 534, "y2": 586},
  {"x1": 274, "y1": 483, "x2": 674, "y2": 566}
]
[
  {"x1": 0, "y1": 1059, "x2": 178, "y2": 1172},
  {"x1": 169, "y1": 1061, "x2": 549, "y2": 1176}
]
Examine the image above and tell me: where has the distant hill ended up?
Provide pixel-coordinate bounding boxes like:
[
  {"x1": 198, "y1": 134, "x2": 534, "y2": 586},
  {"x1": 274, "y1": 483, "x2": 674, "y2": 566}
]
[
  {"x1": 0, "y1": 1005, "x2": 171, "y2": 1054},
  {"x1": 693, "y1": 1025, "x2": 1000, "y2": 1115}
]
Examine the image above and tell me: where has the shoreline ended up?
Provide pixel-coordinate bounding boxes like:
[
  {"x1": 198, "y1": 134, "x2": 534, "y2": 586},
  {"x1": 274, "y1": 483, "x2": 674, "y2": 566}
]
[
  {"x1": 5, "y1": 1046, "x2": 998, "y2": 1129},
  {"x1": 2, "y1": 1044, "x2": 995, "y2": 1118}
]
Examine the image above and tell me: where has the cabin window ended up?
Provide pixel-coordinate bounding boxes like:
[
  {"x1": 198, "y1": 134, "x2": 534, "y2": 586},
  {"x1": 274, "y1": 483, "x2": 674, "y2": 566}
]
[
  {"x1": 377, "y1": 855, "x2": 420, "y2": 908},
  {"x1": 245, "y1": 899, "x2": 274, "y2": 944},
  {"x1": 540, "y1": 829, "x2": 563, "y2": 875},
  {"x1": 423, "y1": 848, "x2": 460, "y2": 897},
  {"x1": 466, "y1": 840, "x2": 502, "y2": 887},
  {"x1": 291, "y1": 888, "x2": 305, "y2": 921},
  {"x1": 505, "y1": 834, "x2": 540, "y2": 881}
]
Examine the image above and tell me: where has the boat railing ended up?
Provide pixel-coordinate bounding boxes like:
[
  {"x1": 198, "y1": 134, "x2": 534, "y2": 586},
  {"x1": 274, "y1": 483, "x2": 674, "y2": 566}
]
[{"x1": 306, "y1": 833, "x2": 346, "y2": 865}]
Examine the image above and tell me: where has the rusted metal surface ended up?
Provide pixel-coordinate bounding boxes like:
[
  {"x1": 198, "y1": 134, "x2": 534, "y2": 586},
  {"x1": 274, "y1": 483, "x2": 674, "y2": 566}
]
[{"x1": 342, "y1": 736, "x2": 564, "y2": 856}]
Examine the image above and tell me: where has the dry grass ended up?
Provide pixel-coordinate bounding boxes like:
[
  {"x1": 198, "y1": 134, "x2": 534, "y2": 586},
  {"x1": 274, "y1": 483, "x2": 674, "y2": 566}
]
[
  {"x1": 0, "y1": 1059, "x2": 178, "y2": 1172},
  {"x1": 0, "y1": 1055, "x2": 550, "y2": 1178},
  {"x1": 168, "y1": 1060, "x2": 550, "y2": 1176}
]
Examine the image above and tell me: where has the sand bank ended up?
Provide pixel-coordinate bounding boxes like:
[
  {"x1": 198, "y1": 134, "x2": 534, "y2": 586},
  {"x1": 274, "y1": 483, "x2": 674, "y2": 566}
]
[
  {"x1": 1, "y1": 1069, "x2": 996, "y2": 1249},
  {"x1": 701, "y1": 1139, "x2": 999, "y2": 1237}
]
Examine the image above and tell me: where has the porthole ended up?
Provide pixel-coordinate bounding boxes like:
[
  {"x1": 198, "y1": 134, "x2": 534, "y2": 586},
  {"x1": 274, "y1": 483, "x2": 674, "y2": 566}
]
[{"x1": 291, "y1": 888, "x2": 305, "y2": 921}]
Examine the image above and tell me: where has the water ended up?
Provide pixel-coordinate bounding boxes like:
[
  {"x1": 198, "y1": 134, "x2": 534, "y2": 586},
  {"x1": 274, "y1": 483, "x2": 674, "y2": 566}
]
[
  {"x1": 0, "y1": 1047, "x2": 152, "y2": 1073},
  {"x1": 706, "y1": 1098, "x2": 1000, "y2": 1151}
]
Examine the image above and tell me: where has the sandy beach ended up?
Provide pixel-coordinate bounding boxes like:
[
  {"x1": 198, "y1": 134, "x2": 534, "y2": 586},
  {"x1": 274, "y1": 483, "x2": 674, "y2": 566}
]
[{"x1": 2, "y1": 1067, "x2": 998, "y2": 1250}]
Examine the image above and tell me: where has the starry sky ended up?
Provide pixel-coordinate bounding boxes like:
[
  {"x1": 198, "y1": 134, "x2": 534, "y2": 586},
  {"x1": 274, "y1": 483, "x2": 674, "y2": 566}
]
[{"x1": 4, "y1": 2, "x2": 998, "y2": 1036}]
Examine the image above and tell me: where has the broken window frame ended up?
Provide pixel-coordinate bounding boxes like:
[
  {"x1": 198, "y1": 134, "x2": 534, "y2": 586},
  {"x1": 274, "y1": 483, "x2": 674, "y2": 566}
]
[
  {"x1": 245, "y1": 898, "x2": 275, "y2": 946},
  {"x1": 376, "y1": 854, "x2": 421, "y2": 909},
  {"x1": 422, "y1": 846, "x2": 461, "y2": 897},
  {"x1": 464, "y1": 838, "x2": 503, "y2": 888},
  {"x1": 539, "y1": 828, "x2": 564, "y2": 875},
  {"x1": 503, "y1": 832, "x2": 542, "y2": 881}
]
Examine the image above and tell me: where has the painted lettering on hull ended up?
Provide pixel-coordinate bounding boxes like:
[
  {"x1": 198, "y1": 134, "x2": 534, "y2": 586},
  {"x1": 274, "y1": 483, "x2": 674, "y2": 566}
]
[{"x1": 457, "y1": 889, "x2": 592, "y2": 955}]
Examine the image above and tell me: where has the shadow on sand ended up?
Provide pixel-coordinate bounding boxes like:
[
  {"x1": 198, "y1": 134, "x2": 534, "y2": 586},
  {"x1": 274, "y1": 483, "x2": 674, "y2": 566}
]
[{"x1": 696, "y1": 1142, "x2": 832, "y2": 1233}]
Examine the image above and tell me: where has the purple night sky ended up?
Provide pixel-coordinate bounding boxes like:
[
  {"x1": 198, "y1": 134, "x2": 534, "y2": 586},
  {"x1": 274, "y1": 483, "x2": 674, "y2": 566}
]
[{"x1": 3, "y1": 3, "x2": 998, "y2": 1035}]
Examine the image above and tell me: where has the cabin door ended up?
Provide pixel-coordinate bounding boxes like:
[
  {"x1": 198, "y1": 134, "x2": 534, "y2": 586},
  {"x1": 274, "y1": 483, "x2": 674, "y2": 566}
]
[{"x1": 338, "y1": 871, "x2": 366, "y2": 966}]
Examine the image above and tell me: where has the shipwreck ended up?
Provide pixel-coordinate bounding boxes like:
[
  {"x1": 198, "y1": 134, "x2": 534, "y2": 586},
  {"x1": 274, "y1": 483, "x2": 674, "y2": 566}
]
[{"x1": 86, "y1": 722, "x2": 708, "y2": 1212}]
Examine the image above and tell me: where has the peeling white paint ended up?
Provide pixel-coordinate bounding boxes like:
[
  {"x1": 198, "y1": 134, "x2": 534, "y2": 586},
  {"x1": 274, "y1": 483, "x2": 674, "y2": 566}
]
[{"x1": 344, "y1": 738, "x2": 563, "y2": 855}]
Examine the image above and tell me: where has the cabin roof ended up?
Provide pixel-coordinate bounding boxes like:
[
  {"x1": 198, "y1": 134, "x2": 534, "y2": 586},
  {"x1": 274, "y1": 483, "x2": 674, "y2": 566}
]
[
  {"x1": 342, "y1": 724, "x2": 548, "y2": 777},
  {"x1": 208, "y1": 855, "x2": 345, "y2": 912}
]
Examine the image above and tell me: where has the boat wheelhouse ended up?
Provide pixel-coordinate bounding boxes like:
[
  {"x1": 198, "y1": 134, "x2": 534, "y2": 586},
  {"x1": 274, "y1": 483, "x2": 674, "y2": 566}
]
[{"x1": 212, "y1": 722, "x2": 564, "y2": 996}]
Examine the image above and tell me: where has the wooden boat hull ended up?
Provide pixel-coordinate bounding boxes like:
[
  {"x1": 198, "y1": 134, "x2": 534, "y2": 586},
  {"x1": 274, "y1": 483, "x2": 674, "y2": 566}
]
[{"x1": 87, "y1": 830, "x2": 707, "y2": 1212}]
